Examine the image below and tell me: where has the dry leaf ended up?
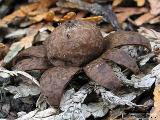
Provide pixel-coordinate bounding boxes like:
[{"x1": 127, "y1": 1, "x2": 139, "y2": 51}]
[
  {"x1": 134, "y1": 0, "x2": 145, "y2": 6},
  {"x1": 4, "y1": 24, "x2": 42, "y2": 64},
  {"x1": 29, "y1": 10, "x2": 55, "y2": 23},
  {"x1": 0, "y1": 0, "x2": 57, "y2": 27},
  {"x1": 0, "y1": 9, "x2": 26, "y2": 27},
  {"x1": 134, "y1": 12, "x2": 155, "y2": 26},
  {"x1": 0, "y1": 43, "x2": 8, "y2": 60},
  {"x1": 149, "y1": 16, "x2": 160, "y2": 24},
  {"x1": 5, "y1": 83, "x2": 40, "y2": 98},
  {"x1": 114, "y1": 7, "x2": 148, "y2": 23},
  {"x1": 112, "y1": 0, "x2": 123, "y2": 7},
  {"x1": 148, "y1": 0, "x2": 160, "y2": 15},
  {"x1": 150, "y1": 64, "x2": 160, "y2": 120},
  {"x1": 80, "y1": 16, "x2": 103, "y2": 22}
]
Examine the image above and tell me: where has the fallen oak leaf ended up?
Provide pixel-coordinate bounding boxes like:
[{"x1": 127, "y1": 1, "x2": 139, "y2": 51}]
[{"x1": 0, "y1": 0, "x2": 57, "y2": 27}]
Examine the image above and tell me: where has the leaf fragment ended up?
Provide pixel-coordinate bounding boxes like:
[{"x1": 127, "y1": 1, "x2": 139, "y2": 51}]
[{"x1": 134, "y1": 0, "x2": 145, "y2": 7}]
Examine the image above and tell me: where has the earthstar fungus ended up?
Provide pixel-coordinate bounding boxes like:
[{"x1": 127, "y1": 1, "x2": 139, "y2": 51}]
[{"x1": 13, "y1": 20, "x2": 151, "y2": 106}]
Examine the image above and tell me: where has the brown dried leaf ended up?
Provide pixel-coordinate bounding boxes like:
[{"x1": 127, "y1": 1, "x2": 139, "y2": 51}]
[
  {"x1": 112, "y1": 0, "x2": 123, "y2": 7},
  {"x1": 4, "y1": 24, "x2": 42, "y2": 64},
  {"x1": 149, "y1": 84, "x2": 160, "y2": 120},
  {"x1": 148, "y1": 0, "x2": 160, "y2": 15},
  {"x1": 84, "y1": 58, "x2": 122, "y2": 90},
  {"x1": 13, "y1": 57, "x2": 50, "y2": 71},
  {"x1": 0, "y1": 9, "x2": 26, "y2": 27},
  {"x1": 80, "y1": 16, "x2": 103, "y2": 23},
  {"x1": 0, "y1": 43, "x2": 9, "y2": 60},
  {"x1": 105, "y1": 31, "x2": 151, "y2": 51},
  {"x1": 0, "y1": 0, "x2": 57, "y2": 26},
  {"x1": 60, "y1": 12, "x2": 77, "y2": 22},
  {"x1": 101, "y1": 48, "x2": 139, "y2": 74},
  {"x1": 134, "y1": 12, "x2": 155, "y2": 26},
  {"x1": 40, "y1": 67, "x2": 80, "y2": 106},
  {"x1": 134, "y1": 0, "x2": 145, "y2": 6},
  {"x1": 114, "y1": 7, "x2": 148, "y2": 23}
]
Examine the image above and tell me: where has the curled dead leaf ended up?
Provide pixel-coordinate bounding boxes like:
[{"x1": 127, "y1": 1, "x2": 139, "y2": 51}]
[{"x1": 40, "y1": 67, "x2": 80, "y2": 106}]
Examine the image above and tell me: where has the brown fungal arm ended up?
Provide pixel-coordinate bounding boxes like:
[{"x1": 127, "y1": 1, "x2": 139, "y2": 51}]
[
  {"x1": 101, "y1": 48, "x2": 139, "y2": 74},
  {"x1": 40, "y1": 67, "x2": 80, "y2": 106},
  {"x1": 13, "y1": 45, "x2": 47, "y2": 64},
  {"x1": 13, "y1": 57, "x2": 50, "y2": 71},
  {"x1": 105, "y1": 31, "x2": 151, "y2": 51},
  {"x1": 84, "y1": 58, "x2": 122, "y2": 90}
]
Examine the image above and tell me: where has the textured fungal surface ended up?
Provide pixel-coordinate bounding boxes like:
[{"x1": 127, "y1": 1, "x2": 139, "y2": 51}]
[
  {"x1": 40, "y1": 67, "x2": 80, "y2": 106},
  {"x1": 45, "y1": 20, "x2": 105, "y2": 67},
  {"x1": 105, "y1": 31, "x2": 151, "y2": 50}
]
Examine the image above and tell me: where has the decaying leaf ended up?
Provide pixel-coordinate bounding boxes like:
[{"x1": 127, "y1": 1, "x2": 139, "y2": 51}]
[
  {"x1": 0, "y1": 0, "x2": 57, "y2": 27},
  {"x1": 0, "y1": 43, "x2": 8, "y2": 60},
  {"x1": 148, "y1": 0, "x2": 160, "y2": 15},
  {"x1": 46, "y1": 20, "x2": 104, "y2": 67},
  {"x1": 0, "y1": 67, "x2": 40, "y2": 86},
  {"x1": 134, "y1": 0, "x2": 145, "y2": 6},
  {"x1": 133, "y1": 12, "x2": 155, "y2": 26},
  {"x1": 112, "y1": 0, "x2": 123, "y2": 7},
  {"x1": 14, "y1": 45, "x2": 46, "y2": 64},
  {"x1": 5, "y1": 83, "x2": 40, "y2": 99},
  {"x1": 114, "y1": 7, "x2": 148, "y2": 23},
  {"x1": 29, "y1": 10, "x2": 55, "y2": 23},
  {"x1": 60, "y1": 12, "x2": 76, "y2": 22},
  {"x1": 40, "y1": 67, "x2": 80, "y2": 106},
  {"x1": 4, "y1": 24, "x2": 42, "y2": 64},
  {"x1": 150, "y1": 64, "x2": 160, "y2": 119},
  {"x1": 13, "y1": 58, "x2": 50, "y2": 71}
]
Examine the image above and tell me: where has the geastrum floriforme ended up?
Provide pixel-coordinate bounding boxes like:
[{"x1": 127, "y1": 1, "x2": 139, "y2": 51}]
[{"x1": 13, "y1": 20, "x2": 151, "y2": 106}]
